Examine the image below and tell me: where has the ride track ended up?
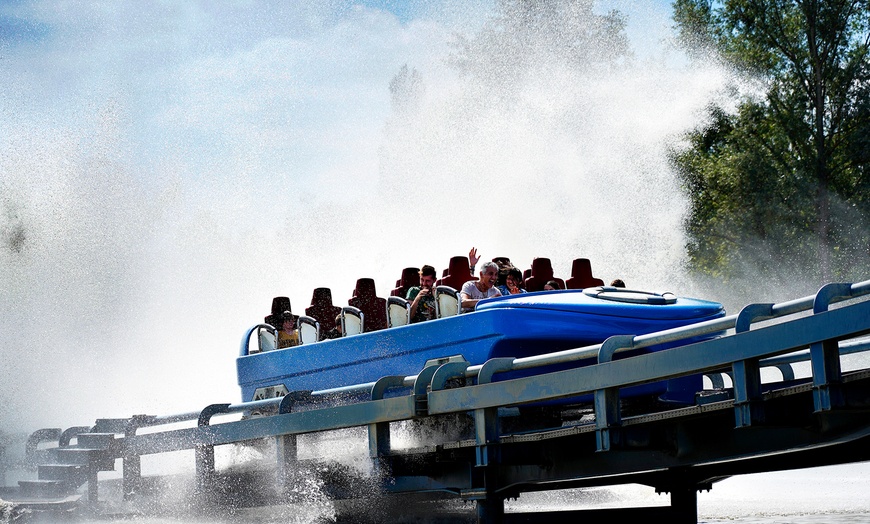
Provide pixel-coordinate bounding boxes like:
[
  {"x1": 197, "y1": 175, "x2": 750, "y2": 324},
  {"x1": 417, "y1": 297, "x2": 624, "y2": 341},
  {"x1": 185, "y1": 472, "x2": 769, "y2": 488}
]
[{"x1": 4, "y1": 280, "x2": 870, "y2": 524}]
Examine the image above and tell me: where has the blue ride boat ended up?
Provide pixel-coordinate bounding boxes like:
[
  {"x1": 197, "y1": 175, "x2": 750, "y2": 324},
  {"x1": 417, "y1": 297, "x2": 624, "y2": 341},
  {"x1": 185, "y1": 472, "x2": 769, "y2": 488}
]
[{"x1": 237, "y1": 283, "x2": 726, "y2": 407}]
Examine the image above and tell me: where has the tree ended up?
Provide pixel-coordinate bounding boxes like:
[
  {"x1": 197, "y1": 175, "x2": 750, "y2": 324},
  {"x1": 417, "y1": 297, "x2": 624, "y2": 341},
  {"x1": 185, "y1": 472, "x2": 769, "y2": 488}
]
[
  {"x1": 449, "y1": 0, "x2": 630, "y2": 89},
  {"x1": 671, "y1": 0, "x2": 870, "y2": 282}
]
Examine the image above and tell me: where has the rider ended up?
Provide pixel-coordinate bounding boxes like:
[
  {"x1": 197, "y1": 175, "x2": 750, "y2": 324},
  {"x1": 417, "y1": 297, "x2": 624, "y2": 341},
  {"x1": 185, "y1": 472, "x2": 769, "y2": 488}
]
[{"x1": 406, "y1": 265, "x2": 438, "y2": 323}]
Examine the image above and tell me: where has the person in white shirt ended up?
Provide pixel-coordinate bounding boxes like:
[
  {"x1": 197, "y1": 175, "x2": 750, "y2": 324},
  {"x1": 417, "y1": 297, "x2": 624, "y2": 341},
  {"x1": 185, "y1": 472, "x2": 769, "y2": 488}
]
[{"x1": 460, "y1": 261, "x2": 502, "y2": 313}]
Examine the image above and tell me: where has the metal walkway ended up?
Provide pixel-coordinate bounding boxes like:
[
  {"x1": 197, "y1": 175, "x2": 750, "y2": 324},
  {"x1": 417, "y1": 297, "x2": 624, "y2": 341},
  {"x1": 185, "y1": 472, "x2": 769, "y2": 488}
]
[{"x1": 4, "y1": 280, "x2": 870, "y2": 523}]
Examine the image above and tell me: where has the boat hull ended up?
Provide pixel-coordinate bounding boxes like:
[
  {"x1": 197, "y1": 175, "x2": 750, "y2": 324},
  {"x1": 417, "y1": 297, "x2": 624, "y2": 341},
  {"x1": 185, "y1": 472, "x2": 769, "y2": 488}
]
[{"x1": 237, "y1": 289, "x2": 726, "y2": 405}]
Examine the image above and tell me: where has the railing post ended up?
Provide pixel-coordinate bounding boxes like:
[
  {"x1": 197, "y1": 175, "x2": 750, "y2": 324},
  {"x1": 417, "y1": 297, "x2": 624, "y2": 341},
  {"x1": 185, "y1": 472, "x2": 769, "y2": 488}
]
[
  {"x1": 195, "y1": 403, "x2": 231, "y2": 497},
  {"x1": 412, "y1": 365, "x2": 441, "y2": 416},
  {"x1": 471, "y1": 358, "x2": 513, "y2": 523},
  {"x1": 123, "y1": 415, "x2": 153, "y2": 500},
  {"x1": 595, "y1": 335, "x2": 634, "y2": 452},
  {"x1": 276, "y1": 391, "x2": 313, "y2": 498},
  {"x1": 430, "y1": 361, "x2": 471, "y2": 392},
  {"x1": 811, "y1": 283, "x2": 853, "y2": 412},
  {"x1": 732, "y1": 303, "x2": 775, "y2": 427},
  {"x1": 368, "y1": 376, "x2": 406, "y2": 460}
]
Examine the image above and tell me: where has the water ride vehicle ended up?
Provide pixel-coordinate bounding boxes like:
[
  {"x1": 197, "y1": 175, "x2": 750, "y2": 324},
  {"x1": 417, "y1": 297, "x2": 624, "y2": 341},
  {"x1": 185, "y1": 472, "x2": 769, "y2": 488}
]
[{"x1": 237, "y1": 257, "x2": 727, "y2": 407}]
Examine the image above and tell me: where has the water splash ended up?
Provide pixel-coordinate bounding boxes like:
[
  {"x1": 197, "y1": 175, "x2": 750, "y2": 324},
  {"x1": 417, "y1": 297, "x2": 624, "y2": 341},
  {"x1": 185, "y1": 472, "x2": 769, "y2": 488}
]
[{"x1": 1, "y1": 2, "x2": 733, "y2": 432}]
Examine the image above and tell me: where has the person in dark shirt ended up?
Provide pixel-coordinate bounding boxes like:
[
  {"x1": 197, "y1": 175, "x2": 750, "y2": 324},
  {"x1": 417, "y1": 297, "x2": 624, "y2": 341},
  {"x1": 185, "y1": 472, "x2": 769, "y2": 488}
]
[
  {"x1": 543, "y1": 280, "x2": 562, "y2": 291},
  {"x1": 406, "y1": 265, "x2": 438, "y2": 323},
  {"x1": 322, "y1": 314, "x2": 343, "y2": 339}
]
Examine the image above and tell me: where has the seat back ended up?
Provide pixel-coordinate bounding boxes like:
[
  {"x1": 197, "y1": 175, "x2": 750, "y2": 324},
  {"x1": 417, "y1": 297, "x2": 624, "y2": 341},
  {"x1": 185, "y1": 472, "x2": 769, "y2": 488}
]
[
  {"x1": 523, "y1": 257, "x2": 565, "y2": 291},
  {"x1": 437, "y1": 255, "x2": 477, "y2": 290},
  {"x1": 565, "y1": 258, "x2": 605, "y2": 289},
  {"x1": 348, "y1": 278, "x2": 388, "y2": 332},
  {"x1": 305, "y1": 287, "x2": 342, "y2": 332},
  {"x1": 257, "y1": 325, "x2": 276, "y2": 353},
  {"x1": 434, "y1": 285, "x2": 460, "y2": 318},
  {"x1": 341, "y1": 306, "x2": 364, "y2": 336},
  {"x1": 297, "y1": 315, "x2": 320, "y2": 345},
  {"x1": 387, "y1": 296, "x2": 411, "y2": 328},
  {"x1": 391, "y1": 267, "x2": 420, "y2": 298},
  {"x1": 265, "y1": 296, "x2": 295, "y2": 328}
]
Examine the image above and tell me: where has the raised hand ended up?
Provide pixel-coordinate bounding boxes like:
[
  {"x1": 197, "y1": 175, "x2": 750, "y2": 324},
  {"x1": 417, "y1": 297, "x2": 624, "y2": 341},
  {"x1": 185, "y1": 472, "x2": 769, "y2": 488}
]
[{"x1": 468, "y1": 247, "x2": 480, "y2": 268}]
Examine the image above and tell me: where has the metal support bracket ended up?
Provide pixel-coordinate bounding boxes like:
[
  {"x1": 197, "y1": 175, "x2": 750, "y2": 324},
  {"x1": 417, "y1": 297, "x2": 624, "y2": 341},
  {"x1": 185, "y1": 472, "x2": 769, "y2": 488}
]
[
  {"x1": 431, "y1": 361, "x2": 471, "y2": 391},
  {"x1": 368, "y1": 376, "x2": 406, "y2": 459},
  {"x1": 811, "y1": 283, "x2": 853, "y2": 412},
  {"x1": 123, "y1": 415, "x2": 154, "y2": 500},
  {"x1": 195, "y1": 403, "x2": 231, "y2": 495},
  {"x1": 733, "y1": 303, "x2": 774, "y2": 427},
  {"x1": 471, "y1": 358, "x2": 513, "y2": 522},
  {"x1": 413, "y1": 365, "x2": 441, "y2": 416},
  {"x1": 595, "y1": 335, "x2": 634, "y2": 452},
  {"x1": 474, "y1": 358, "x2": 514, "y2": 467},
  {"x1": 275, "y1": 391, "x2": 313, "y2": 494}
]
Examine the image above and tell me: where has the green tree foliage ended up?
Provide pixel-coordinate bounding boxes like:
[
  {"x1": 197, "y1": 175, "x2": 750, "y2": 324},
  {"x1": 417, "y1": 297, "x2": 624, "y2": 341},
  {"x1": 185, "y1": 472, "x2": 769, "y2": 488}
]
[
  {"x1": 449, "y1": 0, "x2": 630, "y2": 88},
  {"x1": 671, "y1": 0, "x2": 870, "y2": 282}
]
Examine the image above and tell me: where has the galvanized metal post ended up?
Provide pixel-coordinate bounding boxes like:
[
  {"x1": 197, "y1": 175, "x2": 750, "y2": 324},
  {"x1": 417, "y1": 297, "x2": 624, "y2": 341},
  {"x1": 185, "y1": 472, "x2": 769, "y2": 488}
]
[
  {"x1": 430, "y1": 360, "x2": 471, "y2": 392},
  {"x1": 412, "y1": 365, "x2": 441, "y2": 416},
  {"x1": 811, "y1": 283, "x2": 852, "y2": 412},
  {"x1": 276, "y1": 391, "x2": 312, "y2": 497},
  {"x1": 123, "y1": 415, "x2": 152, "y2": 500},
  {"x1": 595, "y1": 335, "x2": 634, "y2": 451},
  {"x1": 472, "y1": 358, "x2": 513, "y2": 523},
  {"x1": 195, "y1": 403, "x2": 231, "y2": 496},
  {"x1": 732, "y1": 303, "x2": 774, "y2": 427},
  {"x1": 86, "y1": 462, "x2": 99, "y2": 505},
  {"x1": 368, "y1": 376, "x2": 406, "y2": 459}
]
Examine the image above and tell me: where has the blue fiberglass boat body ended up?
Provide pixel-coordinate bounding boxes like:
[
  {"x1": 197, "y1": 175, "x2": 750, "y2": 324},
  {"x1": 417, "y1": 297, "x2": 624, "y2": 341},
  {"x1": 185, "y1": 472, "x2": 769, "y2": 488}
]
[{"x1": 237, "y1": 288, "x2": 726, "y2": 405}]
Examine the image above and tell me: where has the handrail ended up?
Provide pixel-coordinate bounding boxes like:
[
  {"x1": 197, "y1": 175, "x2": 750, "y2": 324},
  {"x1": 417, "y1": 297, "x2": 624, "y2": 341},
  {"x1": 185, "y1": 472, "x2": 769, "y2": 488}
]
[
  {"x1": 239, "y1": 323, "x2": 276, "y2": 357},
  {"x1": 310, "y1": 280, "x2": 870, "y2": 396},
  {"x1": 757, "y1": 336, "x2": 870, "y2": 368},
  {"x1": 88, "y1": 282, "x2": 870, "y2": 437},
  {"x1": 476, "y1": 279, "x2": 870, "y2": 377}
]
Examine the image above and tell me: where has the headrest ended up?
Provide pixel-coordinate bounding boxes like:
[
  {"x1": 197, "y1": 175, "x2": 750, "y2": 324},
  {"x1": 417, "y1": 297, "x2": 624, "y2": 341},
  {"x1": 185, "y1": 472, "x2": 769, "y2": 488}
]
[
  {"x1": 355, "y1": 278, "x2": 377, "y2": 298},
  {"x1": 311, "y1": 287, "x2": 333, "y2": 304},
  {"x1": 271, "y1": 296, "x2": 291, "y2": 316}
]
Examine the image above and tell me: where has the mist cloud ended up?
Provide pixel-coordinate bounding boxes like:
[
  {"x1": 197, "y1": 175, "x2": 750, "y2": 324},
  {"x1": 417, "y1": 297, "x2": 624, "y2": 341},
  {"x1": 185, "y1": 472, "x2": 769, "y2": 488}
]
[{"x1": 0, "y1": 1, "x2": 731, "y2": 430}]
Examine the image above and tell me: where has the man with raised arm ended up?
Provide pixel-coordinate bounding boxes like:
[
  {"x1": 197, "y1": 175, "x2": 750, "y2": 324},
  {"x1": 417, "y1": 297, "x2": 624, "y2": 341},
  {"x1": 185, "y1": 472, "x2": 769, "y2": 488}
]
[
  {"x1": 460, "y1": 261, "x2": 502, "y2": 313},
  {"x1": 406, "y1": 265, "x2": 438, "y2": 323}
]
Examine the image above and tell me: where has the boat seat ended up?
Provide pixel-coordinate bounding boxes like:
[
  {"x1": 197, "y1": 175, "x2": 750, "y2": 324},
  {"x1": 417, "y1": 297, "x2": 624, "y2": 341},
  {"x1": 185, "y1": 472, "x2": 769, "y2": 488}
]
[
  {"x1": 436, "y1": 255, "x2": 477, "y2": 290},
  {"x1": 297, "y1": 316, "x2": 320, "y2": 345},
  {"x1": 264, "y1": 296, "x2": 297, "y2": 328},
  {"x1": 348, "y1": 278, "x2": 388, "y2": 332},
  {"x1": 305, "y1": 287, "x2": 342, "y2": 339},
  {"x1": 523, "y1": 257, "x2": 565, "y2": 292},
  {"x1": 435, "y1": 285, "x2": 460, "y2": 318},
  {"x1": 565, "y1": 258, "x2": 605, "y2": 289},
  {"x1": 341, "y1": 306, "x2": 364, "y2": 337},
  {"x1": 257, "y1": 325, "x2": 276, "y2": 353},
  {"x1": 391, "y1": 267, "x2": 420, "y2": 298},
  {"x1": 387, "y1": 296, "x2": 411, "y2": 328}
]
